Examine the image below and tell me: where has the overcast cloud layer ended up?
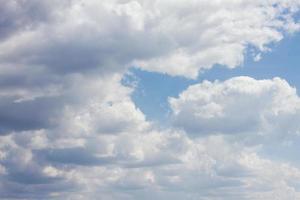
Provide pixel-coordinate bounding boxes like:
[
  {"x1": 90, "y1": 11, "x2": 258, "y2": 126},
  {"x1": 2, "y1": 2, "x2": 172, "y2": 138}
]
[{"x1": 1, "y1": 0, "x2": 300, "y2": 199}]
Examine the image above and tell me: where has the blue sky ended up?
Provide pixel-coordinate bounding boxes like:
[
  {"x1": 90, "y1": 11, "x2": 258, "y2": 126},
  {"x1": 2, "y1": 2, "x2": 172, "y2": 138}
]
[{"x1": 129, "y1": 32, "x2": 300, "y2": 122}]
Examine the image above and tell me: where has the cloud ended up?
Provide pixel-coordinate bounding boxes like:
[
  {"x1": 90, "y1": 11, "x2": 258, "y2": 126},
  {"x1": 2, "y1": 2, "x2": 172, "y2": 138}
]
[
  {"x1": 2, "y1": 102, "x2": 300, "y2": 199},
  {"x1": 0, "y1": 0, "x2": 299, "y2": 132},
  {"x1": 0, "y1": 0, "x2": 298, "y2": 134},
  {"x1": 170, "y1": 76, "x2": 300, "y2": 138},
  {"x1": 0, "y1": 1, "x2": 300, "y2": 199},
  {"x1": 0, "y1": 0, "x2": 299, "y2": 78},
  {"x1": 0, "y1": 0, "x2": 67, "y2": 41},
  {"x1": 133, "y1": 0, "x2": 300, "y2": 77}
]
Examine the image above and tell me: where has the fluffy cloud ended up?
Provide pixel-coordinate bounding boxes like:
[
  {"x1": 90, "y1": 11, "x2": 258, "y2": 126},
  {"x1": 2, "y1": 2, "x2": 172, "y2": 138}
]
[
  {"x1": 0, "y1": 0, "x2": 299, "y2": 131},
  {"x1": 1, "y1": 75, "x2": 300, "y2": 199},
  {"x1": 2, "y1": 127, "x2": 300, "y2": 199},
  {"x1": 135, "y1": 0, "x2": 300, "y2": 77},
  {"x1": 1, "y1": 0, "x2": 300, "y2": 199},
  {"x1": 170, "y1": 76, "x2": 300, "y2": 139},
  {"x1": 0, "y1": 0, "x2": 299, "y2": 78},
  {"x1": 0, "y1": 75, "x2": 151, "y2": 198}
]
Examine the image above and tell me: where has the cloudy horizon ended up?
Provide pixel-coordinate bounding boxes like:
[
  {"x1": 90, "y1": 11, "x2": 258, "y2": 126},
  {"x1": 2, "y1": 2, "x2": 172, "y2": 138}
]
[{"x1": 1, "y1": 0, "x2": 300, "y2": 199}]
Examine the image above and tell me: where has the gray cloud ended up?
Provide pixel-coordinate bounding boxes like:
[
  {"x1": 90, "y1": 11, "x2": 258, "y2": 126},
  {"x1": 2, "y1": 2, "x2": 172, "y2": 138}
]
[
  {"x1": 0, "y1": 96, "x2": 63, "y2": 134},
  {"x1": 36, "y1": 147, "x2": 115, "y2": 166},
  {"x1": 0, "y1": 0, "x2": 69, "y2": 41}
]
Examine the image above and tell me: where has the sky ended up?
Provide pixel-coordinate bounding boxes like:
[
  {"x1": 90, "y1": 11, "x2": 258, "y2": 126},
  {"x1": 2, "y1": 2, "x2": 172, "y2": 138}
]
[
  {"x1": 130, "y1": 33, "x2": 300, "y2": 122},
  {"x1": 1, "y1": 1, "x2": 300, "y2": 200}
]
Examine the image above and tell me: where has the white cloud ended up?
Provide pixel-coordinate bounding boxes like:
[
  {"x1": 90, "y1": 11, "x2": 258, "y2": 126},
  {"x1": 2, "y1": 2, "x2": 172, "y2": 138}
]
[
  {"x1": 0, "y1": 1, "x2": 300, "y2": 199},
  {"x1": 0, "y1": 0, "x2": 299, "y2": 78},
  {"x1": 170, "y1": 76, "x2": 300, "y2": 138},
  {"x1": 2, "y1": 94, "x2": 300, "y2": 199}
]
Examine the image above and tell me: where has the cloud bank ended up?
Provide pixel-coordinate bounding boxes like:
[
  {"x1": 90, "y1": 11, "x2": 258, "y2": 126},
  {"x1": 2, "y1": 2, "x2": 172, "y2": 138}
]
[{"x1": 0, "y1": 0, "x2": 300, "y2": 199}]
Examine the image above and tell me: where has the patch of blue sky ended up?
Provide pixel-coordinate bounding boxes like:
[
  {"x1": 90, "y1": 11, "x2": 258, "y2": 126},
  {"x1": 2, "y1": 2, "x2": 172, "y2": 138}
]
[
  {"x1": 122, "y1": 68, "x2": 196, "y2": 123},
  {"x1": 122, "y1": 32, "x2": 300, "y2": 123}
]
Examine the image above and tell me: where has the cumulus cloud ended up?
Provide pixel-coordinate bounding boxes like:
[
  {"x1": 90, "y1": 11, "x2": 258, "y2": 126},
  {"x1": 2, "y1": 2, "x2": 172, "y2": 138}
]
[
  {"x1": 0, "y1": 0, "x2": 298, "y2": 132},
  {"x1": 0, "y1": 0, "x2": 299, "y2": 78},
  {"x1": 1, "y1": 75, "x2": 300, "y2": 199},
  {"x1": 1, "y1": 0, "x2": 300, "y2": 200},
  {"x1": 170, "y1": 77, "x2": 300, "y2": 139},
  {"x1": 3, "y1": 128, "x2": 300, "y2": 199}
]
